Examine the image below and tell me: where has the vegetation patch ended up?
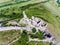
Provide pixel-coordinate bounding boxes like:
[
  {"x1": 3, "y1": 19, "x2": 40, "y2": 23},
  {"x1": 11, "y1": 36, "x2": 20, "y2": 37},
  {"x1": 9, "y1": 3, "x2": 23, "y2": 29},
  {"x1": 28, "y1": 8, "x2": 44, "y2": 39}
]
[
  {"x1": 0, "y1": 30, "x2": 21, "y2": 44},
  {"x1": 30, "y1": 30, "x2": 44, "y2": 39},
  {"x1": 32, "y1": 28, "x2": 36, "y2": 33},
  {"x1": 27, "y1": 41, "x2": 51, "y2": 45},
  {"x1": 12, "y1": 30, "x2": 29, "y2": 45}
]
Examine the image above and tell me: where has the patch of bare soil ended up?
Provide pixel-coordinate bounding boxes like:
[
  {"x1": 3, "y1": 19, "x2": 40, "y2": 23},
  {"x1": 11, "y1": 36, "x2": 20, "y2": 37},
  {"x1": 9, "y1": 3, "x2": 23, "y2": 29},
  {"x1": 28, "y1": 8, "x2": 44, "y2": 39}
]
[{"x1": 46, "y1": 23, "x2": 60, "y2": 42}]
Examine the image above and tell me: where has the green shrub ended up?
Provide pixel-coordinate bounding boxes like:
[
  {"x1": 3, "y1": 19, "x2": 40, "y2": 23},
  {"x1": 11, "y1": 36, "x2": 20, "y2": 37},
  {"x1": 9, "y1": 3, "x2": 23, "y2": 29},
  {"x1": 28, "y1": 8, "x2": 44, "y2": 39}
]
[{"x1": 32, "y1": 28, "x2": 36, "y2": 33}]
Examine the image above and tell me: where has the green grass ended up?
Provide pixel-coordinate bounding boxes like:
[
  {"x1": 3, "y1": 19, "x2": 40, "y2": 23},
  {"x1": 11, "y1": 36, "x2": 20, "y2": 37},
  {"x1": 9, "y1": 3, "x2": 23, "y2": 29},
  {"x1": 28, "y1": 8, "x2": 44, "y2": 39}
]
[
  {"x1": 0, "y1": 0, "x2": 30, "y2": 8},
  {"x1": 0, "y1": 6, "x2": 23, "y2": 23},
  {"x1": 0, "y1": 0, "x2": 48, "y2": 23},
  {"x1": 19, "y1": 24, "x2": 27, "y2": 27},
  {"x1": 0, "y1": 30, "x2": 21, "y2": 44},
  {"x1": 0, "y1": 0, "x2": 11, "y2": 3},
  {"x1": 11, "y1": 30, "x2": 29, "y2": 45},
  {"x1": 28, "y1": 41, "x2": 51, "y2": 45},
  {"x1": 49, "y1": 1, "x2": 60, "y2": 13},
  {"x1": 0, "y1": 0, "x2": 48, "y2": 10},
  {"x1": 28, "y1": 41, "x2": 36, "y2": 45},
  {"x1": 11, "y1": 30, "x2": 51, "y2": 45},
  {"x1": 32, "y1": 28, "x2": 36, "y2": 33},
  {"x1": 30, "y1": 30, "x2": 44, "y2": 39},
  {"x1": 0, "y1": 7, "x2": 23, "y2": 19}
]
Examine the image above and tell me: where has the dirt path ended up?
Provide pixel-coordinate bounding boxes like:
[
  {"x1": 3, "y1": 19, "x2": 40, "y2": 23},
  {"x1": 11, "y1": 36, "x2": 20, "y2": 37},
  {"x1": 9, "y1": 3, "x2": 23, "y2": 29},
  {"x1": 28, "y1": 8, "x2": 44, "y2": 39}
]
[{"x1": 8, "y1": 37, "x2": 21, "y2": 45}]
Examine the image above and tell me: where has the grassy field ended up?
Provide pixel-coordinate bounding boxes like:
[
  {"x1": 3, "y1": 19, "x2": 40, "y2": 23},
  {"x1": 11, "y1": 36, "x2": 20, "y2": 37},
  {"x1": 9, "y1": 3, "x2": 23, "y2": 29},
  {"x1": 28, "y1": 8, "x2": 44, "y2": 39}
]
[
  {"x1": 0, "y1": 30, "x2": 21, "y2": 44},
  {"x1": 0, "y1": 6, "x2": 23, "y2": 23},
  {"x1": 0, "y1": 0, "x2": 48, "y2": 21},
  {"x1": 49, "y1": 0, "x2": 60, "y2": 14},
  {"x1": 11, "y1": 30, "x2": 51, "y2": 45},
  {"x1": 30, "y1": 30, "x2": 44, "y2": 39},
  {"x1": 0, "y1": 0, "x2": 47, "y2": 9},
  {"x1": 0, "y1": 3, "x2": 45, "y2": 22},
  {"x1": 0, "y1": 0, "x2": 10, "y2": 3},
  {"x1": 0, "y1": 0, "x2": 31, "y2": 8},
  {"x1": 11, "y1": 30, "x2": 29, "y2": 45},
  {"x1": 28, "y1": 41, "x2": 51, "y2": 45}
]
